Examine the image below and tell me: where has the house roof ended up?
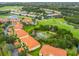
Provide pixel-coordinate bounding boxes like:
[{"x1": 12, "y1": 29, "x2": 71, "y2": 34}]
[
  {"x1": 14, "y1": 29, "x2": 40, "y2": 51},
  {"x1": 14, "y1": 29, "x2": 28, "y2": 37},
  {"x1": 40, "y1": 45, "x2": 67, "y2": 56},
  {"x1": 22, "y1": 17, "x2": 32, "y2": 23},
  {"x1": 14, "y1": 22, "x2": 23, "y2": 29},
  {"x1": 20, "y1": 35, "x2": 40, "y2": 51},
  {"x1": 0, "y1": 18, "x2": 19, "y2": 23}
]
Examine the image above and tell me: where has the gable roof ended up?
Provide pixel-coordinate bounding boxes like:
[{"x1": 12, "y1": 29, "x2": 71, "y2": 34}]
[
  {"x1": 40, "y1": 45, "x2": 67, "y2": 56},
  {"x1": 14, "y1": 22, "x2": 23, "y2": 29},
  {"x1": 14, "y1": 29, "x2": 28, "y2": 38},
  {"x1": 20, "y1": 35, "x2": 40, "y2": 51},
  {"x1": 22, "y1": 17, "x2": 32, "y2": 23},
  {"x1": 14, "y1": 29, "x2": 40, "y2": 51}
]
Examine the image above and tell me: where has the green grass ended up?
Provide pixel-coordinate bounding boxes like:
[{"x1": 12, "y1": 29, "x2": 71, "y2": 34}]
[
  {"x1": 29, "y1": 48, "x2": 40, "y2": 56},
  {"x1": 38, "y1": 18, "x2": 74, "y2": 31},
  {"x1": 0, "y1": 14, "x2": 25, "y2": 19},
  {"x1": 0, "y1": 6, "x2": 23, "y2": 11},
  {"x1": 0, "y1": 14, "x2": 9, "y2": 18},
  {"x1": 38, "y1": 18, "x2": 66, "y2": 26},
  {"x1": 24, "y1": 25, "x2": 36, "y2": 32},
  {"x1": 0, "y1": 6, "x2": 25, "y2": 18},
  {"x1": 38, "y1": 18, "x2": 65, "y2": 25},
  {"x1": 23, "y1": 18, "x2": 79, "y2": 40},
  {"x1": 71, "y1": 29, "x2": 79, "y2": 39},
  {"x1": 38, "y1": 18, "x2": 79, "y2": 40},
  {"x1": 18, "y1": 16, "x2": 25, "y2": 19}
]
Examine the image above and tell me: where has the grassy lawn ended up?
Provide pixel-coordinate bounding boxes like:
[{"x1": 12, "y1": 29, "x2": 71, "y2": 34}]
[
  {"x1": 23, "y1": 18, "x2": 79, "y2": 40},
  {"x1": 38, "y1": 18, "x2": 74, "y2": 31},
  {"x1": 0, "y1": 6, "x2": 24, "y2": 18},
  {"x1": 38, "y1": 18, "x2": 79, "y2": 40},
  {"x1": 0, "y1": 6, "x2": 23, "y2": 11},
  {"x1": 23, "y1": 25, "x2": 35, "y2": 32},
  {"x1": 0, "y1": 14, "x2": 25, "y2": 19},
  {"x1": 0, "y1": 14, "x2": 9, "y2": 18},
  {"x1": 29, "y1": 48, "x2": 40, "y2": 56},
  {"x1": 19, "y1": 15, "x2": 25, "y2": 19},
  {"x1": 38, "y1": 18, "x2": 65, "y2": 26}
]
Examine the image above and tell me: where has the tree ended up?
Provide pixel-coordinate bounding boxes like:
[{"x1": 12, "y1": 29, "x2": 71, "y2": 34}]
[
  {"x1": 67, "y1": 46, "x2": 77, "y2": 56},
  {"x1": 19, "y1": 42, "x2": 29, "y2": 56},
  {"x1": 0, "y1": 41, "x2": 5, "y2": 56},
  {"x1": 0, "y1": 30, "x2": 5, "y2": 55}
]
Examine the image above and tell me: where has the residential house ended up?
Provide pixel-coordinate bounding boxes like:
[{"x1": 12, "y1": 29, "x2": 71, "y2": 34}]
[
  {"x1": 39, "y1": 45, "x2": 67, "y2": 56},
  {"x1": 20, "y1": 11, "x2": 28, "y2": 16},
  {"x1": 22, "y1": 17, "x2": 34, "y2": 25},
  {"x1": 0, "y1": 15, "x2": 20, "y2": 24},
  {"x1": 14, "y1": 22, "x2": 23, "y2": 29},
  {"x1": 8, "y1": 15, "x2": 20, "y2": 25},
  {"x1": 14, "y1": 29, "x2": 40, "y2": 51}
]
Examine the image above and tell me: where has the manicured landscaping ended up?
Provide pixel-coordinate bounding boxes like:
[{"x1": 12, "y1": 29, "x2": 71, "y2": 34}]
[
  {"x1": 23, "y1": 25, "x2": 36, "y2": 32},
  {"x1": 38, "y1": 18, "x2": 79, "y2": 40}
]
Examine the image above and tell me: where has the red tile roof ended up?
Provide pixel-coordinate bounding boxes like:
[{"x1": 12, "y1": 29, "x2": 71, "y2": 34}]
[
  {"x1": 14, "y1": 29, "x2": 28, "y2": 38},
  {"x1": 40, "y1": 45, "x2": 67, "y2": 56},
  {"x1": 14, "y1": 29, "x2": 40, "y2": 51},
  {"x1": 20, "y1": 35, "x2": 40, "y2": 51},
  {"x1": 14, "y1": 22, "x2": 23, "y2": 29}
]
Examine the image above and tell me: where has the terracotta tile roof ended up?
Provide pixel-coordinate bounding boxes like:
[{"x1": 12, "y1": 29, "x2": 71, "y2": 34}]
[
  {"x1": 14, "y1": 29, "x2": 28, "y2": 37},
  {"x1": 20, "y1": 35, "x2": 40, "y2": 51},
  {"x1": 14, "y1": 22, "x2": 23, "y2": 29},
  {"x1": 14, "y1": 29, "x2": 40, "y2": 51},
  {"x1": 40, "y1": 45, "x2": 67, "y2": 56}
]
